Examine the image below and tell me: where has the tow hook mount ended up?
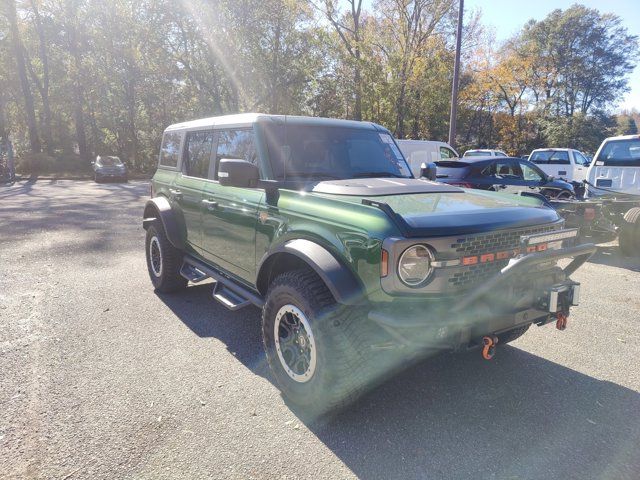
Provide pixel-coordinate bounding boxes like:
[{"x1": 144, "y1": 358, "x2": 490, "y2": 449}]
[
  {"x1": 556, "y1": 312, "x2": 568, "y2": 330},
  {"x1": 482, "y1": 335, "x2": 499, "y2": 360}
]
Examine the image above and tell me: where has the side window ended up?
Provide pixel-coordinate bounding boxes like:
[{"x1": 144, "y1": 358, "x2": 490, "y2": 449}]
[
  {"x1": 548, "y1": 151, "x2": 570, "y2": 165},
  {"x1": 440, "y1": 147, "x2": 456, "y2": 159},
  {"x1": 494, "y1": 160, "x2": 521, "y2": 178},
  {"x1": 520, "y1": 162, "x2": 544, "y2": 182},
  {"x1": 159, "y1": 132, "x2": 182, "y2": 168},
  {"x1": 215, "y1": 129, "x2": 257, "y2": 179},
  {"x1": 573, "y1": 151, "x2": 590, "y2": 166},
  {"x1": 184, "y1": 130, "x2": 215, "y2": 178},
  {"x1": 495, "y1": 151, "x2": 508, "y2": 157}
]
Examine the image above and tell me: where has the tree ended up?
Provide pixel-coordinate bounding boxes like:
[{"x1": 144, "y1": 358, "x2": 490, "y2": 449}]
[
  {"x1": 4, "y1": 0, "x2": 41, "y2": 153},
  {"x1": 375, "y1": 0, "x2": 454, "y2": 137},
  {"x1": 521, "y1": 5, "x2": 638, "y2": 117},
  {"x1": 616, "y1": 115, "x2": 638, "y2": 136},
  {"x1": 313, "y1": 0, "x2": 365, "y2": 120}
]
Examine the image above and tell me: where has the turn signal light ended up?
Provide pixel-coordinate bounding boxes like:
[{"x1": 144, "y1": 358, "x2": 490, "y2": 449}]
[{"x1": 381, "y1": 249, "x2": 389, "y2": 277}]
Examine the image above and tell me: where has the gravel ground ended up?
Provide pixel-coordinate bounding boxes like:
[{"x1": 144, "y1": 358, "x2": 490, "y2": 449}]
[{"x1": 1, "y1": 179, "x2": 639, "y2": 480}]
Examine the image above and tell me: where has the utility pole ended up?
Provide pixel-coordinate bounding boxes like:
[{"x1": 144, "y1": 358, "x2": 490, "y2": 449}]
[{"x1": 448, "y1": 0, "x2": 464, "y2": 148}]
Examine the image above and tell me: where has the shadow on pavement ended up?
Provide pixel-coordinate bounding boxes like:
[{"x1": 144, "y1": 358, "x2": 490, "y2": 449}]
[
  {"x1": 587, "y1": 245, "x2": 640, "y2": 272},
  {"x1": 157, "y1": 283, "x2": 640, "y2": 480}
]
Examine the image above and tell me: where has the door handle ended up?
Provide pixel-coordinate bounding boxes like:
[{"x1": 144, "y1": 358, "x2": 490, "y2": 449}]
[
  {"x1": 202, "y1": 199, "x2": 219, "y2": 211},
  {"x1": 169, "y1": 188, "x2": 182, "y2": 199}
]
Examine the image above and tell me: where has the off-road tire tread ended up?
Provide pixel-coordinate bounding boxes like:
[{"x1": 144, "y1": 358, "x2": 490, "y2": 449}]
[
  {"x1": 623, "y1": 207, "x2": 640, "y2": 225},
  {"x1": 619, "y1": 221, "x2": 637, "y2": 256},
  {"x1": 145, "y1": 220, "x2": 188, "y2": 293},
  {"x1": 262, "y1": 269, "x2": 383, "y2": 413}
]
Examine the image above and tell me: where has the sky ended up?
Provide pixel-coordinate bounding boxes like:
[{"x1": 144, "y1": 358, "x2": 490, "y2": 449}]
[{"x1": 465, "y1": 0, "x2": 640, "y2": 112}]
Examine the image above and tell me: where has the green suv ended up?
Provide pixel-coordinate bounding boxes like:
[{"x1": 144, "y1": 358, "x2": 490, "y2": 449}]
[{"x1": 143, "y1": 114, "x2": 595, "y2": 411}]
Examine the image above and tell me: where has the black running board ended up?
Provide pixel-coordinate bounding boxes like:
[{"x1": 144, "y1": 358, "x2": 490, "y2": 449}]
[{"x1": 180, "y1": 255, "x2": 264, "y2": 310}]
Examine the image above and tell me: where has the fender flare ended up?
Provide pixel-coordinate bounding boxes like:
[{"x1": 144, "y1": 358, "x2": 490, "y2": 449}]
[
  {"x1": 257, "y1": 239, "x2": 365, "y2": 305},
  {"x1": 142, "y1": 197, "x2": 186, "y2": 250}
]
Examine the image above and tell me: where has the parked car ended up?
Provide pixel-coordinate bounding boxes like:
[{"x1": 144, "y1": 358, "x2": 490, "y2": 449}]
[
  {"x1": 93, "y1": 155, "x2": 127, "y2": 182},
  {"x1": 435, "y1": 156, "x2": 575, "y2": 199},
  {"x1": 397, "y1": 139, "x2": 458, "y2": 176},
  {"x1": 529, "y1": 148, "x2": 590, "y2": 183},
  {"x1": 463, "y1": 149, "x2": 508, "y2": 158},
  {"x1": 586, "y1": 134, "x2": 640, "y2": 197},
  {"x1": 143, "y1": 113, "x2": 594, "y2": 412}
]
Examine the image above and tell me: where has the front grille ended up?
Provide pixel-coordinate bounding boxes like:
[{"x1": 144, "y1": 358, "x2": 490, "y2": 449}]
[
  {"x1": 450, "y1": 224, "x2": 557, "y2": 256},
  {"x1": 448, "y1": 223, "x2": 558, "y2": 288},
  {"x1": 450, "y1": 262, "x2": 505, "y2": 287}
]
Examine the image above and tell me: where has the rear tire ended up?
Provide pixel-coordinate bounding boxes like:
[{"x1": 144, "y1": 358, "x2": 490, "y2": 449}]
[
  {"x1": 262, "y1": 269, "x2": 383, "y2": 414},
  {"x1": 498, "y1": 324, "x2": 531, "y2": 344},
  {"x1": 145, "y1": 220, "x2": 188, "y2": 292},
  {"x1": 619, "y1": 208, "x2": 640, "y2": 257}
]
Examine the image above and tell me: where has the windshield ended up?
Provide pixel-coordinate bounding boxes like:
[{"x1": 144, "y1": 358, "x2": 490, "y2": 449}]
[
  {"x1": 263, "y1": 124, "x2": 412, "y2": 180},
  {"x1": 97, "y1": 156, "x2": 123, "y2": 166},
  {"x1": 595, "y1": 139, "x2": 640, "y2": 167}
]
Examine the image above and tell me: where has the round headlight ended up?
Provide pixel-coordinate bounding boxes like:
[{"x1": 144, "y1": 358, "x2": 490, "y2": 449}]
[{"x1": 398, "y1": 244, "x2": 434, "y2": 287}]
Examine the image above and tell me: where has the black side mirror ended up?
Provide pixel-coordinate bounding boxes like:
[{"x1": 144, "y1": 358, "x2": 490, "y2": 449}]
[
  {"x1": 218, "y1": 158, "x2": 259, "y2": 188},
  {"x1": 419, "y1": 162, "x2": 437, "y2": 181}
]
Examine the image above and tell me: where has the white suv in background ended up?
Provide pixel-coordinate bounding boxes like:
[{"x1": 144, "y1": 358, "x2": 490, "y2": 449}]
[
  {"x1": 462, "y1": 149, "x2": 508, "y2": 158},
  {"x1": 529, "y1": 148, "x2": 590, "y2": 183},
  {"x1": 396, "y1": 139, "x2": 459, "y2": 177},
  {"x1": 586, "y1": 135, "x2": 640, "y2": 197}
]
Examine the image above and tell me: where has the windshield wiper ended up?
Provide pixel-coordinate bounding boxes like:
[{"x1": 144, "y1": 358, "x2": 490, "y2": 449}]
[{"x1": 353, "y1": 172, "x2": 405, "y2": 178}]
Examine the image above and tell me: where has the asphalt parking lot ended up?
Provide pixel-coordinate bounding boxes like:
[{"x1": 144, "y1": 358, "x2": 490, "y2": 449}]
[{"x1": 1, "y1": 179, "x2": 639, "y2": 479}]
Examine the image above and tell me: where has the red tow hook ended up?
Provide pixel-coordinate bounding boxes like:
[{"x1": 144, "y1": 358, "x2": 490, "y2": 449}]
[
  {"x1": 482, "y1": 335, "x2": 499, "y2": 360},
  {"x1": 556, "y1": 312, "x2": 568, "y2": 331}
]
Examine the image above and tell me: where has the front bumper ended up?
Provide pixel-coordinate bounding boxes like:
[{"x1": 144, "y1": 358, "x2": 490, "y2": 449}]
[{"x1": 367, "y1": 243, "x2": 596, "y2": 350}]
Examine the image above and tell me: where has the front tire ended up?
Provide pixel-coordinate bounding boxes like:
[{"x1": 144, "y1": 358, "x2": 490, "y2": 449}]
[
  {"x1": 145, "y1": 220, "x2": 188, "y2": 292},
  {"x1": 262, "y1": 269, "x2": 380, "y2": 413},
  {"x1": 554, "y1": 189, "x2": 574, "y2": 200}
]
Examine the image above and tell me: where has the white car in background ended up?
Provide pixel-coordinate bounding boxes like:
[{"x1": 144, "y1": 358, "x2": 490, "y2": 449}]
[
  {"x1": 396, "y1": 139, "x2": 458, "y2": 177},
  {"x1": 462, "y1": 149, "x2": 508, "y2": 158},
  {"x1": 586, "y1": 134, "x2": 640, "y2": 197},
  {"x1": 529, "y1": 148, "x2": 590, "y2": 183}
]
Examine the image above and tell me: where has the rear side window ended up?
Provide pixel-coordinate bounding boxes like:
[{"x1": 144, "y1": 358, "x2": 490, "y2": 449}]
[
  {"x1": 484, "y1": 160, "x2": 522, "y2": 178},
  {"x1": 595, "y1": 139, "x2": 640, "y2": 167},
  {"x1": 184, "y1": 130, "x2": 215, "y2": 178},
  {"x1": 159, "y1": 132, "x2": 182, "y2": 168},
  {"x1": 495, "y1": 151, "x2": 508, "y2": 157},
  {"x1": 215, "y1": 129, "x2": 257, "y2": 178}
]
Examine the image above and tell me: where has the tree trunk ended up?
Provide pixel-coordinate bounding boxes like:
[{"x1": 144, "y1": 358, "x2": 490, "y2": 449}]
[
  {"x1": 395, "y1": 82, "x2": 407, "y2": 138},
  {"x1": 0, "y1": 92, "x2": 8, "y2": 141},
  {"x1": 30, "y1": 0, "x2": 53, "y2": 155},
  {"x1": 64, "y1": 0, "x2": 88, "y2": 162},
  {"x1": 7, "y1": 0, "x2": 41, "y2": 153},
  {"x1": 353, "y1": 46, "x2": 362, "y2": 121}
]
